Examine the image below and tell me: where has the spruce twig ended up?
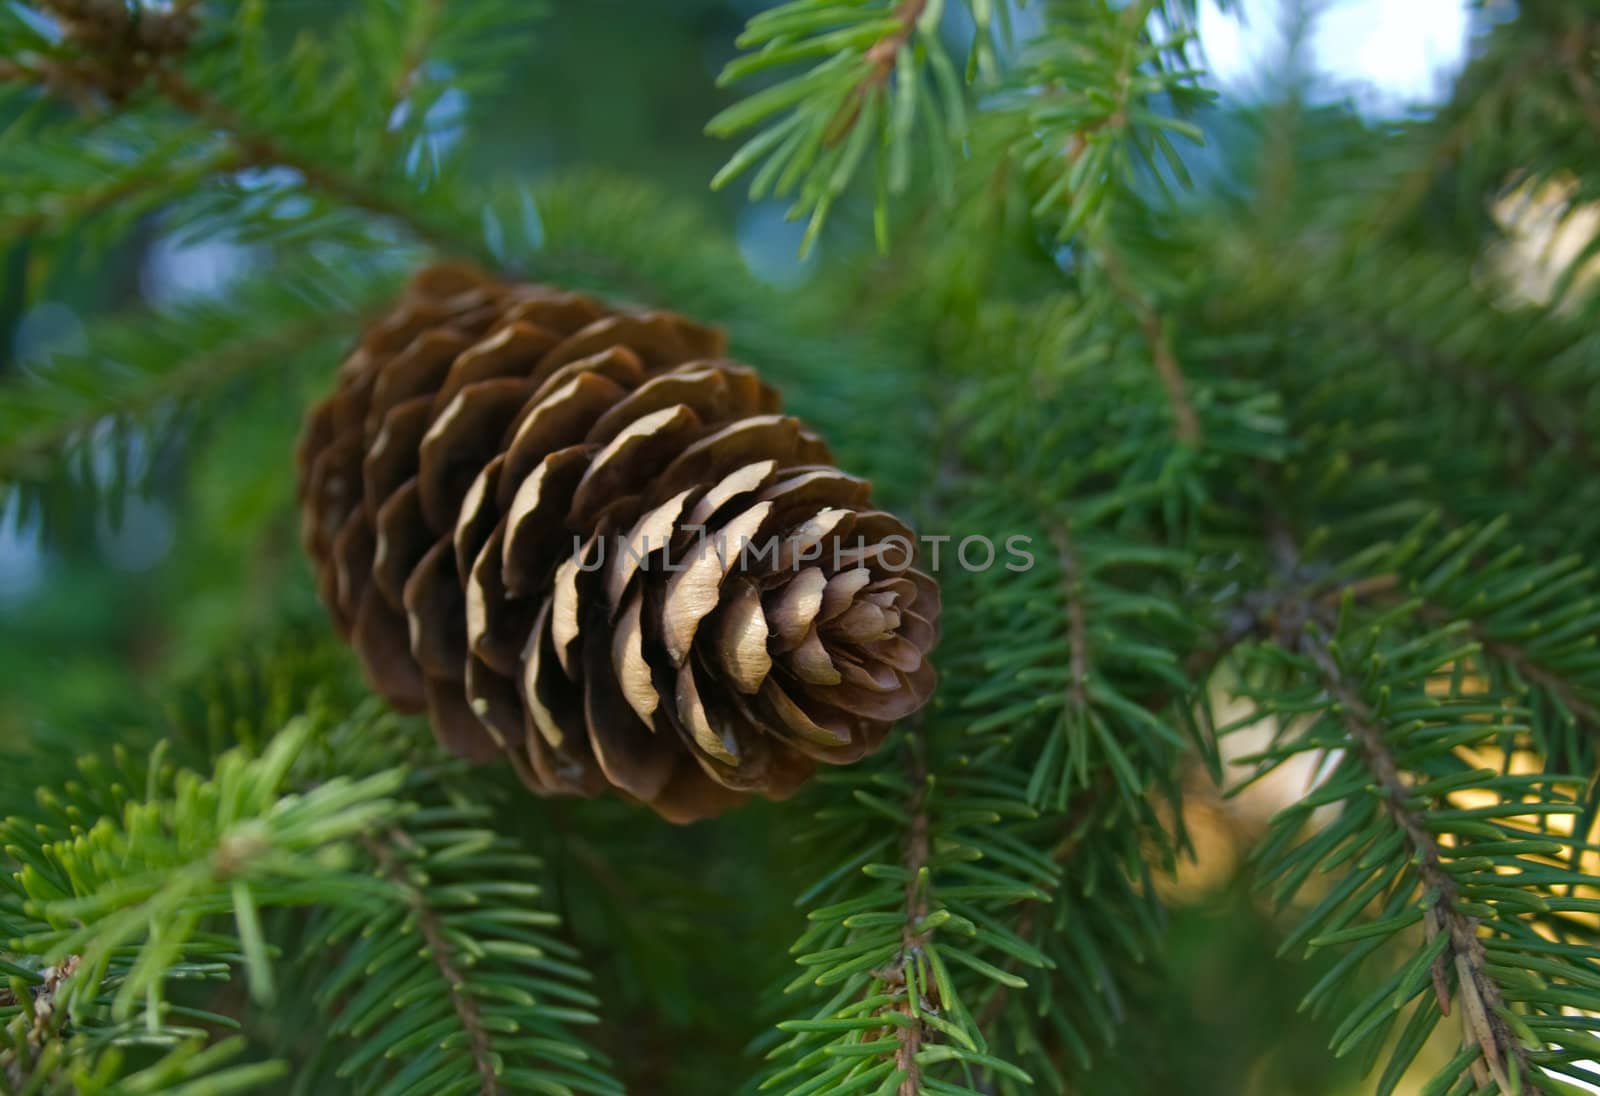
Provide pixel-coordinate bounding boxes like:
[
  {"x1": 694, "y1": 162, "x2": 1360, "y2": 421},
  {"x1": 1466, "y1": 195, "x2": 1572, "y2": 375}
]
[
  {"x1": 1325, "y1": 574, "x2": 1600, "y2": 735},
  {"x1": 0, "y1": 957, "x2": 80, "y2": 1093},
  {"x1": 385, "y1": 0, "x2": 448, "y2": 122},
  {"x1": 150, "y1": 69, "x2": 483, "y2": 261},
  {"x1": 967, "y1": 595, "x2": 1275, "y2": 1047},
  {"x1": 5, "y1": 0, "x2": 489, "y2": 262},
  {"x1": 1479, "y1": 636, "x2": 1600, "y2": 729},
  {"x1": 364, "y1": 831, "x2": 502, "y2": 1096},
  {"x1": 1098, "y1": 244, "x2": 1202, "y2": 446},
  {"x1": 0, "y1": 297, "x2": 374, "y2": 490},
  {"x1": 1295, "y1": 623, "x2": 1525, "y2": 1091},
  {"x1": 827, "y1": 0, "x2": 928, "y2": 145},
  {"x1": 889, "y1": 729, "x2": 932, "y2": 1096}
]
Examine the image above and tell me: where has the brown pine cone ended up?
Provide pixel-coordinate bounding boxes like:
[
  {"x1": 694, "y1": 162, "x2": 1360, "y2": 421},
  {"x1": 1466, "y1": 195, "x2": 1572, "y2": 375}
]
[{"x1": 296, "y1": 264, "x2": 939, "y2": 822}]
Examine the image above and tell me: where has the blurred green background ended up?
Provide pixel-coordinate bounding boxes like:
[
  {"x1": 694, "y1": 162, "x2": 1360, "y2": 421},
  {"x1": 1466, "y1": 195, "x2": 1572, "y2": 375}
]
[{"x1": 0, "y1": 2, "x2": 1506, "y2": 1092}]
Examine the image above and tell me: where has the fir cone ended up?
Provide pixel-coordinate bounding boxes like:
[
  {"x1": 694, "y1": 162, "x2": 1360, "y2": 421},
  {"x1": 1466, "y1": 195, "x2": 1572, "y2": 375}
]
[{"x1": 296, "y1": 264, "x2": 939, "y2": 821}]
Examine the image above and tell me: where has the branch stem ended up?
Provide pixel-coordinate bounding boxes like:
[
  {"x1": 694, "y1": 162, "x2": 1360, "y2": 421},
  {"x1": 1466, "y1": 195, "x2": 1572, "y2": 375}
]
[
  {"x1": 1480, "y1": 636, "x2": 1600, "y2": 728},
  {"x1": 0, "y1": 956, "x2": 80, "y2": 1092},
  {"x1": 867, "y1": 0, "x2": 929, "y2": 76},
  {"x1": 889, "y1": 727, "x2": 931, "y2": 1096},
  {"x1": 1099, "y1": 245, "x2": 1202, "y2": 446},
  {"x1": 151, "y1": 70, "x2": 480, "y2": 260},
  {"x1": 388, "y1": 0, "x2": 447, "y2": 112},
  {"x1": 826, "y1": 0, "x2": 928, "y2": 145},
  {"x1": 365, "y1": 833, "x2": 501, "y2": 1096},
  {"x1": 969, "y1": 614, "x2": 1257, "y2": 1041},
  {"x1": 1296, "y1": 623, "x2": 1525, "y2": 1089},
  {"x1": 0, "y1": 298, "x2": 378, "y2": 487},
  {"x1": 1332, "y1": 573, "x2": 1600, "y2": 732}
]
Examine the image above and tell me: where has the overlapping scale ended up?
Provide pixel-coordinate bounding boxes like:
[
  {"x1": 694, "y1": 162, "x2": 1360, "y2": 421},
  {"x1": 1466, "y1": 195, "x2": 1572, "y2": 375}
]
[{"x1": 296, "y1": 264, "x2": 941, "y2": 821}]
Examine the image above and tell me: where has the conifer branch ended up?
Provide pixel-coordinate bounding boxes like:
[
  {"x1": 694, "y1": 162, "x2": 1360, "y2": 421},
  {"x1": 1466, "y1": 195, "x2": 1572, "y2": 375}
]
[
  {"x1": 0, "y1": 56, "x2": 112, "y2": 108},
  {"x1": 1480, "y1": 636, "x2": 1600, "y2": 729},
  {"x1": 364, "y1": 831, "x2": 501, "y2": 1096},
  {"x1": 303, "y1": 794, "x2": 619, "y2": 1096},
  {"x1": 1099, "y1": 245, "x2": 1202, "y2": 446},
  {"x1": 1333, "y1": 569, "x2": 1600, "y2": 738},
  {"x1": 39, "y1": 0, "x2": 200, "y2": 50},
  {"x1": 4, "y1": 1, "x2": 493, "y2": 261},
  {"x1": 709, "y1": 0, "x2": 975, "y2": 248},
  {"x1": 386, "y1": 0, "x2": 448, "y2": 119},
  {"x1": 890, "y1": 731, "x2": 931, "y2": 1096},
  {"x1": 10, "y1": 5, "x2": 1600, "y2": 1093},
  {"x1": 1231, "y1": 516, "x2": 1600, "y2": 1092},
  {"x1": 970, "y1": 784, "x2": 1104, "y2": 1033},
  {"x1": 868, "y1": 0, "x2": 927, "y2": 75},
  {"x1": 829, "y1": 0, "x2": 927, "y2": 144},
  {"x1": 966, "y1": 606, "x2": 1260, "y2": 1056},
  {"x1": 761, "y1": 720, "x2": 1044, "y2": 1092},
  {"x1": 0, "y1": 956, "x2": 78, "y2": 1093},
  {"x1": 7, "y1": 0, "x2": 196, "y2": 102},
  {"x1": 0, "y1": 722, "x2": 407, "y2": 1090},
  {"x1": 150, "y1": 69, "x2": 481, "y2": 260},
  {"x1": 997, "y1": 0, "x2": 1211, "y2": 246},
  {"x1": 1295, "y1": 621, "x2": 1526, "y2": 1090},
  {"x1": 1407, "y1": 571, "x2": 1600, "y2": 738},
  {"x1": 0, "y1": 266, "x2": 395, "y2": 503},
  {"x1": 1366, "y1": 81, "x2": 1499, "y2": 237},
  {"x1": 0, "y1": 300, "x2": 366, "y2": 490},
  {"x1": 1370, "y1": 328, "x2": 1597, "y2": 475},
  {"x1": 1, "y1": 144, "x2": 239, "y2": 245}
]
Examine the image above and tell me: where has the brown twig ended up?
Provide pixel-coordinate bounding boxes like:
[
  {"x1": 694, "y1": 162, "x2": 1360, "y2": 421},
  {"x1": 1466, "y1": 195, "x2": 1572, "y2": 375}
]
[
  {"x1": 825, "y1": 0, "x2": 928, "y2": 145},
  {"x1": 0, "y1": 299, "x2": 380, "y2": 487},
  {"x1": 1483, "y1": 637, "x2": 1600, "y2": 728},
  {"x1": 7, "y1": 3, "x2": 479, "y2": 260},
  {"x1": 363, "y1": 833, "x2": 501, "y2": 1096},
  {"x1": 1327, "y1": 573, "x2": 1600, "y2": 732},
  {"x1": 1258, "y1": 524, "x2": 1528, "y2": 1089},
  {"x1": 1099, "y1": 245, "x2": 1203, "y2": 447},
  {"x1": 14, "y1": 0, "x2": 198, "y2": 102},
  {"x1": 151, "y1": 69, "x2": 475, "y2": 259},
  {"x1": 388, "y1": 0, "x2": 447, "y2": 111},
  {"x1": 967, "y1": 615, "x2": 1260, "y2": 1041},
  {"x1": 866, "y1": 0, "x2": 928, "y2": 77},
  {"x1": 0, "y1": 956, "x2": 81, "y2": 1092},
  {"x1": 1296, "y1": 622, "x2": 1524, "y2": 1091},
  {"x1": 886, "y1": 727, "x2": 932, "y2": 1096}
]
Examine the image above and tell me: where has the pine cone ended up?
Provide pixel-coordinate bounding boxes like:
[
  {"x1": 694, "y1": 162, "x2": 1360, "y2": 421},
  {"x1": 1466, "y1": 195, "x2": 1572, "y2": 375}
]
[{"x1": 297, "y1": 264, "x2": 940, "y2": 821}]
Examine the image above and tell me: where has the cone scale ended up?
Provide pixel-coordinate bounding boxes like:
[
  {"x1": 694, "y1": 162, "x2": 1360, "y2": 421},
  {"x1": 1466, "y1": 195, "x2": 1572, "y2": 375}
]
[{"x1": 297, "y1": 265, "x2": 939, "y2": 822}]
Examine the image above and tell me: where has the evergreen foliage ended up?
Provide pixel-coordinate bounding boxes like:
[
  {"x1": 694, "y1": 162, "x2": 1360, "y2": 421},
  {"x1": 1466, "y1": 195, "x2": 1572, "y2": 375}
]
[{"x1": 3, "y1": 1, "x2": 1600, "y2": 1094}]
